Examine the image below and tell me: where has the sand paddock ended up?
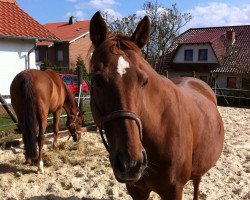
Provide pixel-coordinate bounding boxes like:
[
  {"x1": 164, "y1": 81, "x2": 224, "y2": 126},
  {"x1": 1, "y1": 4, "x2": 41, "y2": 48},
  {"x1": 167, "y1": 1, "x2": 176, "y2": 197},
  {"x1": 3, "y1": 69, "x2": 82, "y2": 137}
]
[{"x1": 0, "y1": 106, "x2": 249, "y2": 200}]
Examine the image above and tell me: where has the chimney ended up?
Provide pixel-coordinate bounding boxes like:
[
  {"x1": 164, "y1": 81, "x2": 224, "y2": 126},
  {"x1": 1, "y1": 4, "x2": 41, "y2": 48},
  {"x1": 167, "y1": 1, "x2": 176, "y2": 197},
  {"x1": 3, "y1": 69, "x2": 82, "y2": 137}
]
[
  {"x1": 226, "y1": 30, "x2": 236, "y2": 44},
  {"x1": 69, "y1": 16, "x2": 77, "y2": 24}
]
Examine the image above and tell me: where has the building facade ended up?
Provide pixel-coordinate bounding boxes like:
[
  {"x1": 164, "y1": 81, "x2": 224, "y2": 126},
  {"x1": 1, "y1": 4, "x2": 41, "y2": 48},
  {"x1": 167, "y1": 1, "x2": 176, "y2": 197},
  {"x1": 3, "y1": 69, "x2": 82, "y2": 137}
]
[{"x1": 0, "y1": 0, "x2": 58, "y2": 96}]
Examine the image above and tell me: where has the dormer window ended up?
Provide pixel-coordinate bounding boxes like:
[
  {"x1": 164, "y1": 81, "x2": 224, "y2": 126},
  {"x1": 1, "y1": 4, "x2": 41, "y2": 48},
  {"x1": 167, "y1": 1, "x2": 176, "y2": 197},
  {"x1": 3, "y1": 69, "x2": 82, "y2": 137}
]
[
  {"x1": 198, "y1": 49, "x2": 208, "y2": 61},
  {"x1": 184, "y1": 49, "x2": 193, "y2": 61}
]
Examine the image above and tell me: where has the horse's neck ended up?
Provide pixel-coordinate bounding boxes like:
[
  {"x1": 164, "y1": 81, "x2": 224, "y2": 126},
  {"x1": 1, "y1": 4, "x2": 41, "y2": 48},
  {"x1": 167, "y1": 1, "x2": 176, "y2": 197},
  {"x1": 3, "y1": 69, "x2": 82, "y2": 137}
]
[
  {"x1": 63, "y1": 87, "x2": 77, "y2": 116},
  {"x1": 143, "y1": 66, "x2": 177, "y2": 125}
]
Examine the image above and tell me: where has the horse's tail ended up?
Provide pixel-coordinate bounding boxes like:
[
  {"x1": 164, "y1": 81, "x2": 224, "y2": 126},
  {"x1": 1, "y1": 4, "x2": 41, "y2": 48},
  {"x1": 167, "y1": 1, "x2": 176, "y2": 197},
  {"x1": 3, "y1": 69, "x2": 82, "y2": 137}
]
[{"x1": 21, "y1": 74, "x2": 37, "y2": 161}]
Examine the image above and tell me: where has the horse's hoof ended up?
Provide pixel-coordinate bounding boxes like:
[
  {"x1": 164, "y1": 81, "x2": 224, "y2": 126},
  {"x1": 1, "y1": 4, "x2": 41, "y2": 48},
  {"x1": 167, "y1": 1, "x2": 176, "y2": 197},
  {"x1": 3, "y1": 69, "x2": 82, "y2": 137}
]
[
  {"x1": 53, "y1": 143, "x2": 59, "y2": 149},
  {"x1": 37, "y1": 169, "x2": 44, "y2": 174}
]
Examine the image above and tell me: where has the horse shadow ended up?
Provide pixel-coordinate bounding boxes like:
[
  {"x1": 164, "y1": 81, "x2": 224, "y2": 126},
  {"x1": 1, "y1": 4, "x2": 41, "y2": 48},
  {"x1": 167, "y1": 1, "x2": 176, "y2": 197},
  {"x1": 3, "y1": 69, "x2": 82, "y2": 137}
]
[{"x1": 0, "y1": 163, "x2": 36, "y2": 174}]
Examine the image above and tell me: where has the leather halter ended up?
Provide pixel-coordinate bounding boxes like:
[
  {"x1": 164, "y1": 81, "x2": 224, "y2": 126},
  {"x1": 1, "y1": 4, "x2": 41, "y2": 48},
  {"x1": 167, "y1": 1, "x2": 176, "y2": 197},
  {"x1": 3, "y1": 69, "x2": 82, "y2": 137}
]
[
  {"x1": 98, "y1": 110, "x2": 143, "y2": 152},
  {"x1": 90, "y1": 83, "x2": 143, "y2": 152},
  {"x1": 67, "y1": 112, "x2": 81, "y2": 140}
]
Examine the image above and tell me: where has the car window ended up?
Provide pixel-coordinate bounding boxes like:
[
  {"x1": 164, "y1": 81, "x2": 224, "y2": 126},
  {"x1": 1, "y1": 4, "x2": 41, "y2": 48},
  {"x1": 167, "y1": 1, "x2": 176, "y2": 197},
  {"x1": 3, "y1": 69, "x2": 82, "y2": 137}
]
[
  {"x1": 62, "y1": 76, "x2": 72, "y2": 85},
  {"x1": 73, "y1": 77, "x2": 78, "y2": 84}
]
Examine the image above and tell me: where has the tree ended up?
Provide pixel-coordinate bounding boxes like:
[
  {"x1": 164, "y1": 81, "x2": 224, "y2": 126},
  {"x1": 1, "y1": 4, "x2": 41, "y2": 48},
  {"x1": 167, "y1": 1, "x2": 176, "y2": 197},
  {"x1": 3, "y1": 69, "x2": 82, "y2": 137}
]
[
  {"x1": 102, "y1": 1, "x2": 192, "y2": 73},
  {"x1": 76, "y1": 56, "x2": 88, "y2": 78}
]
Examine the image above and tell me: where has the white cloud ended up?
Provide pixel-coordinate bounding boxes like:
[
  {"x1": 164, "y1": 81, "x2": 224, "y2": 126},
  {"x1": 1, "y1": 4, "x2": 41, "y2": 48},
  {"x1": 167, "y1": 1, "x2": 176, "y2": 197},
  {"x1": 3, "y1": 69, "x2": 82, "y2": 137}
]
[
  {"x1": 186, "y1": 2, "x2": 250, "y2": 29},
  {"x1": 103, "y1": 8, "x2": 123, "y2": 19},
  {"x1": 89, "y1": 0, "x2": 117, "y2": 9},
  {"x1": 135, "y1": 10, "x2": 146, "y2": 18},
  {"x1": 66, "y1": 0, "x2": 78, "y2": 3},
  {"x1": 75, "y1": 0, "x2": 118, "y2": 10},
  {"x1": 66, "y1": 0, "x2": 122, "y2": 20},
  {"x1": 66, "y1": 10, "x2": 85, "y2": 21}
]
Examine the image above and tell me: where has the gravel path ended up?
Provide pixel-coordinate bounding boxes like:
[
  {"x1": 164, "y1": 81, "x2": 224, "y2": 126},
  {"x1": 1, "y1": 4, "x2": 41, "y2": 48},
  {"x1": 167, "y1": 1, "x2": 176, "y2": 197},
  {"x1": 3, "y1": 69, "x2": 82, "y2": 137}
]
[{"x1": 0, "y1": 106, "x2": 249, "y2": 200}]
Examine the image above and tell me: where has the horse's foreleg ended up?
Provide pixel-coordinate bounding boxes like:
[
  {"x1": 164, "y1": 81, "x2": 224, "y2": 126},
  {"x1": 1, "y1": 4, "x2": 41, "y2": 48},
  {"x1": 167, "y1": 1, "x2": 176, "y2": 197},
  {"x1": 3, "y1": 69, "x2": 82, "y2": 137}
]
[
  {"x1": 126, "y1": 184, "x2": 150, "y2": 200},
  {"x1": 159, "y1": 184, "x2": 184, "y2": 200},
  {"x1": 53, "y1": 108, "x2": 62, "y2": 149},
  {"x1": 193, "y1": 177, "x2": 201, "y2": 200}
]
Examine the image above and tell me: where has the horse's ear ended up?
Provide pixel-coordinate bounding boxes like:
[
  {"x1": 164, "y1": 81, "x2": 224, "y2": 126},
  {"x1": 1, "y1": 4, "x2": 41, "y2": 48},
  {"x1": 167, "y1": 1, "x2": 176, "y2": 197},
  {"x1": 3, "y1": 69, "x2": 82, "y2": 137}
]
[
  {"x1": 130, "y1": 16, "x2": 151, "y2": 49},
  {"x1": 90, "y1": 11, "x2": 108, "y2": 47}
]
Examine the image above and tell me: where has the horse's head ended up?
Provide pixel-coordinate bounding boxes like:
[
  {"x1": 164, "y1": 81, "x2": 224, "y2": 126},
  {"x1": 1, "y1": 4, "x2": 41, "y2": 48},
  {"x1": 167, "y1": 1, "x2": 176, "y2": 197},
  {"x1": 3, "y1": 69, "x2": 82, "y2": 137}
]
[
  {"x1": 90, "y1": 12, "x2": 151, "y2": 183},
  {"x1": 66, "y1": 111, "x2": 82, "y2": 142}
]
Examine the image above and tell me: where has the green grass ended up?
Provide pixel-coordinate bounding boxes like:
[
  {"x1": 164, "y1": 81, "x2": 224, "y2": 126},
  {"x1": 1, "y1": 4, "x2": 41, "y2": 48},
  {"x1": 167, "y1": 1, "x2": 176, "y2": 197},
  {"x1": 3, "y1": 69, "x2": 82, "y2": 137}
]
[
  {"x1": 0, "y1": 101, "x2": 93, "y2": 143},
  {"x1": 0, "y1": 113, "x2": 18, "y2": 131}
]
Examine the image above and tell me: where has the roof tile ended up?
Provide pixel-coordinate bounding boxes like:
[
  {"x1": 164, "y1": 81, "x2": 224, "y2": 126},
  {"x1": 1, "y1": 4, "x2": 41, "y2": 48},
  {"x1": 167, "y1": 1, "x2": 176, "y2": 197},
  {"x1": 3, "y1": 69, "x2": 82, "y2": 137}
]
[
  {"x1": 0, "y1": 0, "x2": 59, "y2": 41},
  {"x1": 43, "y1": 21, "x2": 90, "y2": 42},
  {"x1": 162, "y1": 25, "x2": 250, "y2": 74}
]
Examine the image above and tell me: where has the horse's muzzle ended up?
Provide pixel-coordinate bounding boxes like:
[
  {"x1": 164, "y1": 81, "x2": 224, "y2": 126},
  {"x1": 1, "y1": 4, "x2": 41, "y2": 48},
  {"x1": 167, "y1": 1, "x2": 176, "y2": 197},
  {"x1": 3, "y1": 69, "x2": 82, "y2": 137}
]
[{"x1": 113, "y1": 150, "x2": 147, "y2": 183}]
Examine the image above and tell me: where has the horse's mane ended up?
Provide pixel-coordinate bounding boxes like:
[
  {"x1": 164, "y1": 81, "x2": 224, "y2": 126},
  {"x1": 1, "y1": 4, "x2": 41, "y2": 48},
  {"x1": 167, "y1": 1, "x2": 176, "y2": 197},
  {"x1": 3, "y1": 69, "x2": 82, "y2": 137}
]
[{"x1": 63, "y1": 82, "x2": 77, "y2": 110}]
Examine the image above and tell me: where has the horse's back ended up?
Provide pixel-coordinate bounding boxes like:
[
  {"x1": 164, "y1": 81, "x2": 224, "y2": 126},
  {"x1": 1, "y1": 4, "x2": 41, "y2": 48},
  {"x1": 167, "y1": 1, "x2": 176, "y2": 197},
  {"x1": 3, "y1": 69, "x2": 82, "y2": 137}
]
[
  {"x1": 11, "y1": 69, "x2": 65, "y2": 114},
  {"x1": 170, "y1": 77, "x2": 217, "y2": 105}
]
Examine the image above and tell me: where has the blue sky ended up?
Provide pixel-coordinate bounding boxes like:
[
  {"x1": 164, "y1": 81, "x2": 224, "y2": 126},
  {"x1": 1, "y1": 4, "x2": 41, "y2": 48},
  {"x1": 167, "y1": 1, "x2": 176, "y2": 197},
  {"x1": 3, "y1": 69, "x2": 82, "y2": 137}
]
[{"x1": 17, "y1": 0, "x2": 250, "y2": 31}]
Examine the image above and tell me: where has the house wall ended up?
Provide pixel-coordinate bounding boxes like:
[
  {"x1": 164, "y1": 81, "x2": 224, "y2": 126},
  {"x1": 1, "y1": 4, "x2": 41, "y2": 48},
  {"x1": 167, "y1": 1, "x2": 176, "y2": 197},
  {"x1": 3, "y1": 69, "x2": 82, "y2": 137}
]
[
  {"x1": 215, "y1": 73, "x2": 242, "y2": 88},
  {"x1": 37, "y1": 34, "x2": 91, "y2": 72},
  {"x1": 173, "y1": 44, "x2": 218, "y2": 63},
  {"x1": 0, "y1": 38, "x2": 36, "y2": 96},
  {"x1": 69, "y1": 34, "x2": 92, "y2": 72}
]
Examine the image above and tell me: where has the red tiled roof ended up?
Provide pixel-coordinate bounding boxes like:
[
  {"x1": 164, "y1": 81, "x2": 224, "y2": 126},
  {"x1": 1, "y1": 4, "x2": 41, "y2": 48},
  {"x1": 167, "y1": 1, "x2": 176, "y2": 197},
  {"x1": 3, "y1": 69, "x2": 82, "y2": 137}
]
[
  {"x1": 162, "y1": 25, "x2": 250, "y2": 74},
  {"x1": 37, "y1": 41, "x2": 54, "y2": 47},
  {"x1": 0, "y1": 0, "x2": 59, "y2": 41},
  {"x1": 43, "y1": 21, "x2": 90, "y2": 42},
  {"x1": 181, "y1": 30, "x2": 226, "y2": 44}
]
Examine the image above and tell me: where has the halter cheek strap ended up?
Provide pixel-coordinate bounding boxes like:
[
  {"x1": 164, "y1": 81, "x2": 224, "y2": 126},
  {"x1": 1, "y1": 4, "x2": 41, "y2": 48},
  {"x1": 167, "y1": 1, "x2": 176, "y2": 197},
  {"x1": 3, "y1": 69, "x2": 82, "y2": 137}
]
[{"x1": 67, "y1": 112, "x2": 81, "y2": 140}]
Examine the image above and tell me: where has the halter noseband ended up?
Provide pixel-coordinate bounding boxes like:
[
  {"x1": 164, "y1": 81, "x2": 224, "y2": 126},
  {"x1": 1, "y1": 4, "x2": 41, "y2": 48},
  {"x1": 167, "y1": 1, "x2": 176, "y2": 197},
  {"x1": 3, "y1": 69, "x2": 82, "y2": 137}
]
[{"x1": 98, "y1": 110, "x2": 143, "y2": 152}]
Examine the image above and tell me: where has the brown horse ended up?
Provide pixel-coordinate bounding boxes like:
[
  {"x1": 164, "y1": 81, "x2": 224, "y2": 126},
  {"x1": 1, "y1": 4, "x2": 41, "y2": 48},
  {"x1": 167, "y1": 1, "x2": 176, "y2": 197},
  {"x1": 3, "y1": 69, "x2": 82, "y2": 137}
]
[
  {"x1": 10, "y1": 69, "x2": 82, "y2": 174},
  {"x1": 89, "y1": 12, "x2": 224, "y2": 200}
]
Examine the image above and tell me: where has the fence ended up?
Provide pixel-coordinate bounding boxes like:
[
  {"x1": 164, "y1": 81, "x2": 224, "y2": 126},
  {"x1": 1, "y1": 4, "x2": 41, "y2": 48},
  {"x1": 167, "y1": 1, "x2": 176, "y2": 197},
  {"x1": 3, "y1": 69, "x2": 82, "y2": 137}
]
[
  {"x1": 213, "y1": 85, "x2": 250, "y2": 108},
  {"x1": 1, "y1": 86, "x2": 249, "y2": 132},
  {"x1": 0, "y1": 95, "x2": 93, "y2": 132}
]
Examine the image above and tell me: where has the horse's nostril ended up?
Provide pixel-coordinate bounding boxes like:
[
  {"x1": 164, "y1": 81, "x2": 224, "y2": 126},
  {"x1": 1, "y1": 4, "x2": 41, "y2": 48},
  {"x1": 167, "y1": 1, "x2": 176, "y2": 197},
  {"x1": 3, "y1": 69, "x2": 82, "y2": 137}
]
[{"x1": 116, "y1": 153, "x2": 125, "y2": 172}]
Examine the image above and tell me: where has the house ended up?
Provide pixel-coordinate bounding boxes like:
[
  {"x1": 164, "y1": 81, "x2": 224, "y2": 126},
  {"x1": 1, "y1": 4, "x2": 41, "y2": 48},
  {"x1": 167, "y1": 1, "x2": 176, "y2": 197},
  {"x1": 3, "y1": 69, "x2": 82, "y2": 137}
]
[
  {"x1": 161, "y1": 25, "x2": 250, "y2": 90},
  {"x1": 36, "y1": 17, "x2": 92, "y2": 72},
  {"x1": 0, "y1": 0, "x2": 59, "y2": 96}
]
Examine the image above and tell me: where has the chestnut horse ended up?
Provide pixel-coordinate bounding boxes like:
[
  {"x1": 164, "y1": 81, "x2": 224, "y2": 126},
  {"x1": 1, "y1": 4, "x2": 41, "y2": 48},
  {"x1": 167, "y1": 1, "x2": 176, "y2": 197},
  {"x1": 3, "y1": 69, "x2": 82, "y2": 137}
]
[
  {"x1": 89, "y1": 12, "x2": 224, "y2": 200},
  {"x1": 10, "y1": 69, "x2": 82, "y2": 174}
]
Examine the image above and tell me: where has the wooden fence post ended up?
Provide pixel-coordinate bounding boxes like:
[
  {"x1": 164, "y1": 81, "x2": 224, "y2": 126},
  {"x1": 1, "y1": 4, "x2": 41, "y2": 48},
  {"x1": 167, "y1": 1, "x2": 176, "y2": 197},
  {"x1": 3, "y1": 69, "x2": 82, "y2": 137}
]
[
  {"x1": 77, "y1": 65, "x2": 84, "y2": 113},
  {"x1": 0, "y1": 94, "x2": 19, "y2": 129}
]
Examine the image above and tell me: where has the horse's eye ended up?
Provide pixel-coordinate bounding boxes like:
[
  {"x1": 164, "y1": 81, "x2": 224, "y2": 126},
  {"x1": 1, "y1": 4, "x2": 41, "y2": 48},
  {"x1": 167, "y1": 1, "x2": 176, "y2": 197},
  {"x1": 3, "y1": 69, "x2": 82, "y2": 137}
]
[{"x1": 142, "y1": 78, "x2": 148, "y2": 88}]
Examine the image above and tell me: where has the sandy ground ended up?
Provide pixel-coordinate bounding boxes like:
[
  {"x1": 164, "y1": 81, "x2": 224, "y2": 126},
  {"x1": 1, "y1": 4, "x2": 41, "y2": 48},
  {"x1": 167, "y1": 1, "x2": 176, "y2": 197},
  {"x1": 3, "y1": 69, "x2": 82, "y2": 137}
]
[{"x1": 0, "y1": 106, "x2": 249, "y2": 200}]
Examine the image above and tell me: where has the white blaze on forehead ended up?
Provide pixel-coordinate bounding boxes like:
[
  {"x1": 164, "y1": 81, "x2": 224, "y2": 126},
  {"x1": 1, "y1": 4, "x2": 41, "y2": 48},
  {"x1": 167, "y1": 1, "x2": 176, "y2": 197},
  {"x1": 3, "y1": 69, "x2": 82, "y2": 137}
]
[{"x1": 117, "y1": 56, "x2": 130, "y2": 77}]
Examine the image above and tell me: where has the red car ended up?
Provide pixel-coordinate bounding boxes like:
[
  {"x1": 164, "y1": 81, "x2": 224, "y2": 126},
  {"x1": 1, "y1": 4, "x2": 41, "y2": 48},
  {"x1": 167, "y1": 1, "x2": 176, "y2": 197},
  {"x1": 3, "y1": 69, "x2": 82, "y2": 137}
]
[{"x1": 59, "y1": 74, "x2": 89, "y2": 95}]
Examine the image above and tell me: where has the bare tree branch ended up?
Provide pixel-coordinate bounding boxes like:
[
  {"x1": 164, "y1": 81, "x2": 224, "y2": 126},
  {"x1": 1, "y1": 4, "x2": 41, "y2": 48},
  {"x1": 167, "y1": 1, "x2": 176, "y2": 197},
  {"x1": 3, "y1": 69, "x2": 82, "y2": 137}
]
[{"x1": 102, "y1": 1, "x2": 192, "y2": 73}]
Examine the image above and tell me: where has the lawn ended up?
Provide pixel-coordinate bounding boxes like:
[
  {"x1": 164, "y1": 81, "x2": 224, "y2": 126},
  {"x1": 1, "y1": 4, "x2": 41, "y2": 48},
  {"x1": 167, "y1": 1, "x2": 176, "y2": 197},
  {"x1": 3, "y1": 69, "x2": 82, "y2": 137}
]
[{"x1": 0, "y1": 101, "x2": 93, "y2": 143}]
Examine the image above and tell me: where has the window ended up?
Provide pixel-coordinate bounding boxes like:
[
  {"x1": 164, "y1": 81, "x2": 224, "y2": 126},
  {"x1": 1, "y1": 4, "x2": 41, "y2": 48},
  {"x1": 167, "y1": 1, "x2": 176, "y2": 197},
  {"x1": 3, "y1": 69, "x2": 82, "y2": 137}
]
[
  {"x1": 62, "y1": 76, "x2": 72, "y2": 85},
  {"x1": 73, "y1": 77, "x2": 78, "y2": 84},
  {"x1": 198, "y1": 76, "x2": 208, "y2": 83},
  {"x1": 35, "y1": 50, "x2": 39, "y2": 62},
  {"x1": 227, "y1": 77, "x2": 236, "y2": 88},
  {"x1": 184, "y1": 49, "x2": 193, "y2": 61},
  {"x1": 198, "y1": 49, "x2": 208, "y2": 61},
  {"x1": 242, "y1": 77, "x2": 250, "y2": 89},
  {"x1": 57, "y1": 50, "x2": 63, "y2": 61}
]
